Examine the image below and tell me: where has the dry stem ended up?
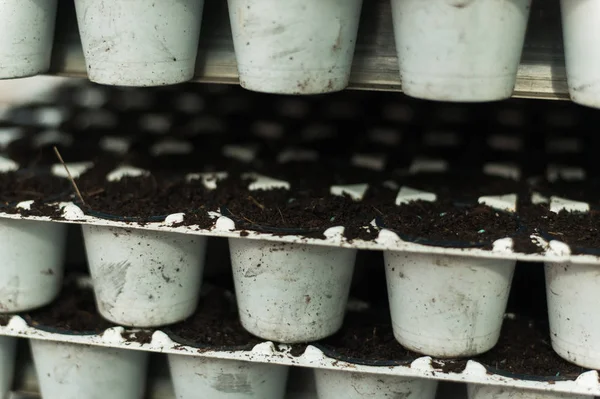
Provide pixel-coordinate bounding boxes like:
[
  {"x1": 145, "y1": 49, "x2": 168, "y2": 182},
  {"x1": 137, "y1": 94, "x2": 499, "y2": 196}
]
[{"x1": 53, "y1": 146, "x2": 86, "y2": 206}]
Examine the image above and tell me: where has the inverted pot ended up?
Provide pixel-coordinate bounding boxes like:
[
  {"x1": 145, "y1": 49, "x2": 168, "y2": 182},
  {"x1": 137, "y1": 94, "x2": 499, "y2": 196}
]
[
  {"x1": 0, "y1": 218, "x2": 66, "y2": 312},
  {"x1": 390, "y1": 0, "x2": 531, "y2": 101},
  {"x1": 73, "y1": 0, "x2": 205, "y2": 86},
  {"x1": 545, "y1": 262, "x2": 600, "y2": 369},
  {"x1": 30, "y1": 339, "x2": 148, "y2": 399},
  {"x1": 227, "y1": 0, "x2": 363, "y2": 94},
  {"x1": 315, "y1": 369, "x2": 438, "y2": 399},
  {"x1": 168, "y1": 354, "x2": 289, "y2": 399},
  {"x1": 229, "y1": 238, "x2": 357, "y2": 343},
  {"x1": 560, "y1": 0, "x2": 600, "y2": 108},
  {"x1": 0, "y1": 337, "x2": 16, "y2": 399},
  {"x1": 468, "y1": 384, "x2": 591, "y2": 399},
  {"x1": 384, "y1": 252, "x2": 515, "y2": 357},
  {"x1": 0, "y1": 0, "x2": 58, "y2": 79},
  {"x1": 82, "y1": 225, "x2": 207, "y2": 327}
]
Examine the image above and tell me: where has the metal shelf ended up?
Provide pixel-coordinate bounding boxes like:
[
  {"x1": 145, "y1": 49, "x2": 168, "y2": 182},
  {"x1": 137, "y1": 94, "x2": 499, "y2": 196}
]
[{"x1": 49, "y1": 0, "x2": 567, "y2": 99}]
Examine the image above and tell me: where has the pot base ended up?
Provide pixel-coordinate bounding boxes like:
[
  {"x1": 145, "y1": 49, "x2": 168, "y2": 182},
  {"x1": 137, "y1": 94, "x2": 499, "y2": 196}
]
[
  {"x1": 238, "y1": 67, "x2": 349, "y2": 95},
  {"x1": 401, "y1": 73, "x2": 516, "y2": 102},
  {"x1": 86, "y1": 60, "x2": 196, "y2": 87}
]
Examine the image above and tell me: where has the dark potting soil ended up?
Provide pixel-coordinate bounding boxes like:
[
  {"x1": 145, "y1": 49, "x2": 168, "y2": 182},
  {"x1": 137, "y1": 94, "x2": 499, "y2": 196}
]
[
  {"x1": 167, "y1": 286, "x2": 261, "y2": 349},
  {"x1": 26, "y1": 282, "x2": 114, "y2": 334},
  {"x1": 379, "y1": 200, "x2": 519, "y2": 248},
  {"x1": 0, "y1": 315, "x2": 10, "y2": 326},
  {"x1": 1, "y1": 201, "x2": 64, "y2": 218},
  {"x1": 122, "y1": 330, "x2": 154, "y2": 344},
  {"x1": 321, "y1": 309, "x2": 587, "y2": 378},
  {"x1": 0, "y1": 171, "x2": 70, "y2": 205},
  {"x1": 75, "y1": 169, "x2": 216, "y2": 226},
  {"x1": 543, "y1": 209, "x2": 600, "y2": 253},
  {"x1": 317, "y1": 310, "x2": 419, "y2": 364},
  {"x1": 399, "y1": 172, "x2": 521, "y2": 203},
  {"x1": 473, "y1": 317, "x2": 588, "y2": 379},
  {"x1": 215, "y1": 175, "x2": 378, "y2": 240}
]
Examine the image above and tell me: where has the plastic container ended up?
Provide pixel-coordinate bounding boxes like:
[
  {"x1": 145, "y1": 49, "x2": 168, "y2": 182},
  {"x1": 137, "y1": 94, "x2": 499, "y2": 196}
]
[
  {"x1": 168, "y1": 354, "x2": 289, "y2": 399},
  {"x1": 227, "y1": 0, "x2": 363, "y2": 94},
  {"x1": 560, "y1": 0, "x2": 600, "y2": 108},
  {"x1": 82, "y1": 225, "x2": 207, "y2": 327},
  {"x1": 30, "y1": 339, "x2": 148, "y2": 399},
  {"x1": 545, "y1": 262, "x2": 600, "y2": 369},
  {"x1": 384, "y1": 251, "x2": 516, "y2": 357},
  {"x1": 390, "y1": 0, "x2": 532, "y2": 101},
  {"x1": 73, "y1": 0, "x2": 205, "y2": 86},
  {"x1": 0, "y1": 218, "x2": 66, "y2": 312},
  {"x1": 315, "y1": 369, "x2": 438, "y2": 399},
  {"x1": 229, "y1": 237, "x2": 357, "y2": 343},
  {"x1": 0, "y1": 0, "x2": 58, "y2": 79},
  {"x1": 0, "y1": 336, "x2": 16, "y2": 399}
]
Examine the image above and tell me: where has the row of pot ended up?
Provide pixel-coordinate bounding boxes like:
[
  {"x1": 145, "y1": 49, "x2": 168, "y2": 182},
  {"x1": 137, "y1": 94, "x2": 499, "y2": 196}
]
[
  {"x1": 2, "y1": 334, "x2": 589, "y2": 399},
  {"x1": 2, "y1": 0, "x2": 597, "y2": 105},
  {"x1": 3, "y1": 214, "x2": 600, "y2": 371}
]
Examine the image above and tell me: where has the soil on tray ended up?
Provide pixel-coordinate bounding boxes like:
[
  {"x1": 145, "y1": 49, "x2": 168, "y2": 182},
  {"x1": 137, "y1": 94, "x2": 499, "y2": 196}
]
[
  {"x1": 378, "y1": 200, "x2": 519, "y2": 248},
  {"x1": 215, "y1": 175, "x2": 378, "y2": 240},
  {"x1": 543, "y1": 209, "x2": 600, "y2": 252},
  {"x1": 473, "y1": 317, "x2": 588, "y2": 379},
  {"x1": 26, "y1": 281, "x2": 114, "y2": 334},
  {"x1": 321, "y1": 309, "x2": 587, "y2": 378},
  {"x1": 167, "y1": 286, "x2": 261, "y2": 349},
  {"x1": 399, "y1": 172, "x2": 522, "y2": 202},
  {"x1": 0, "y1": 171, "x2": 70, "y2": 205},
  {"x1": 317, "y1": 310, "x2": 419, "y2": 363},
  {"x1": 1, "y1": 201, "x2": 64, "y2": 218},
  {"x1": 75, "y1": 168, "x2": 216, "y2": 226},
  {"x1": 122, "y1": 330, "x2": 154, "y2": 344}
]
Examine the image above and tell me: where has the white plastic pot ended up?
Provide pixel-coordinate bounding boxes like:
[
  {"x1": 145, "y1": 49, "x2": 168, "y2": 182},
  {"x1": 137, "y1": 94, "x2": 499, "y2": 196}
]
[
  {"x1": 390, "y1": 0, "x2": 532, "y2": 101},
  {"x1": 229, "y1": 238, "x2": 357, "y2": 343},
  {"x1": 315, "y1": 369, "x2": 438, "y2": 399},
  {"x1": 82, "y1": 225, "x2": 207, "y2": 327},
  {"x1": 227, "y1": 0, "x2": 363, "y2": 94},
  {"x1": 0, "y1": 0, "x2": 58, "y2": 79},
  {"x1": 545, "y1": 262, "x2": 600, "y2": 369},
  {"x1": 0, "y1": 218, "x2": 66, "y2": 312},
  {"x1": 73, "y1": 0, "x2": 205, "y2": 86},
  {"x1": 468, "y1": 384, "x2": 591, "y2": 399},
  {"x1": 0, "y1": 337, "x2": 16, "y2": 399},
  {"x1": 560, "y1": 0, "x2": 600, "y2": 108},
  {"x1": 384, "y1": 252, "x2": 515, "y2": 357},
  {"x1": 30, "y1": 340, "x2": 148, "y2": 399},
  {"x1": 168, "y1": 354, "x2": 288, "y2": 399}
]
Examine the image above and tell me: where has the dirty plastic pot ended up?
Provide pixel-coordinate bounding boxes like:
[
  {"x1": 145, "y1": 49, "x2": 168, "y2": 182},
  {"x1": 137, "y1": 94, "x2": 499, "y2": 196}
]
[
  {"x1": 545, "y1": 262, "x2": 600, "y2": 369},
  {"x1": 560, "y1": 0, "x2": 600, "y2": 108},
  {"x1": 390, "y1": 0, "x2": 531, "y2": 101},
  {"x1": 229, "y1": 238, "x2": 357, "y2": 343},
  {"x1": 82, "y1": 225, "x2": 207, "y2": 327},
  {"x1": 227, "y1": 0, "x2": 363, "y2": 94},
  {"x1": 384, "y1": 252, "x2": 516, "y2": 357},
  {"x1": 30, "y1": 339, "x2": 148, "y2": 399},
  {"x1": 0, "y1": 218, "x2": 66, "y2": 312},
  {"x1": 168, "y1": 355, "x2": 288, "y2": 399},
  {"x1": 0, "y1": 0, "x2": 58, "y2": 79},
  {"x1": 0, "y1": 337, "x2": 16, "y2": 399},
  {"x1": 73, "y1": 0, "x2": 205, "y2": 86},
  {"x1": 315, "y1": 369, "x2": 438, "y2": 399},
  {"x1": 468, "y1": 384, "x2": 590, "y2": 399}
]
